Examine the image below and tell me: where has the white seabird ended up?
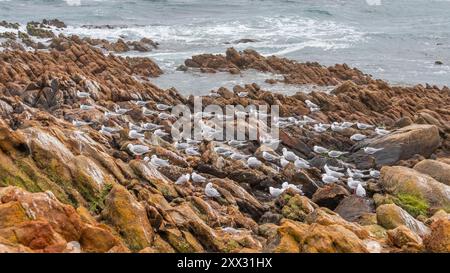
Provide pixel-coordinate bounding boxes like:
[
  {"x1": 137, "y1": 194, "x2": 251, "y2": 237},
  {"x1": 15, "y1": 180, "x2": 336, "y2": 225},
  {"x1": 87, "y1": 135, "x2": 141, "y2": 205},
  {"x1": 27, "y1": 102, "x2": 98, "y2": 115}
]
[
  {"x1": 191, "y1": 172, "x2": 207, "y2": 183},
  {"x1": 150, "y1": 155, "x2": 169, "y2": 168},
  {"x1": 313, "y1": 145, "x2": 329, "y2": 154},
  {"x1": 175, "y1": 174, "x2": 190, "y2": 185},
  {"x1": 128, "y1": 130, "x2": 144, "y2": 140},
  {"x1": 185, "y1": 147, "x2": 201, "y2": 156},
  {"x1": 247, "y1": 157, "x2": 262, "y2": 168},
  {"x1": 262, "y1": 151, "x2": 279, "y2": 162},
  {"x1": 269, "y1": 186, "x2": 284, "y2": 197},
  {"x1": 282, "y1": 148, "x2": 298, "y2": 162},
  {"x1": 156, "y1": 103, "x2": 172, "y2": 111},
  {"x1": 375, "y1": 127, "x2": 390, "y2": 136},
  {"x1": 154, "y1": 129, "x2": 169, "y2": 137},
  {"x1": 205, "y1": 182, "x2": 221, "y2": 198},
  {"x1": 350, "y1": 133, "x2": 367, "y2": 141},
  {"x1": 328, "y1": 150, "x2": 348, "y2": 158},
  {"x1": 324, "y1": 164, "x2": 345, "y2": 178},
  {"x1": 142, "y1": 107, "x2": 157, "y2": 116},
  {"x1": 127, "y1": 143, "x2": 149, "y2": 159},
  {"x1": 355, "y1": 183, "x2": 366, "y2": 197},
  {"x1": 322, "y1": 173, "x2": 339, "y2": 184},
  {"x1": 294, "y1": 158, "x2": 310, "y2": 169},
  {"x1": 357, "y1": 122, "x2": 374, "y2": 130},
  {"x1": 77, "y1": 91, "x2": 90, "y2": 99},
  {"x1": 363, "y1": 147, "x2": 384, "y2": 155},
  {"x1": 72, "y1": 120, "x2": 92, "y2": 127},
  {"x1": 80, "y1": 104, "x2": 94, "y2": 111}
]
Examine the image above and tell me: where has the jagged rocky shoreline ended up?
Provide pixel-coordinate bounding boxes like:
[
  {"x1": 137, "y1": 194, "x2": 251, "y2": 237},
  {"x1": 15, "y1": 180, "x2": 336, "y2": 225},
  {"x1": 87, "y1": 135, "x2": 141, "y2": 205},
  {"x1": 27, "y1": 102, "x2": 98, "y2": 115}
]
[{"x1": 0, "y1": 20, "x2": 449, "y2": 253}]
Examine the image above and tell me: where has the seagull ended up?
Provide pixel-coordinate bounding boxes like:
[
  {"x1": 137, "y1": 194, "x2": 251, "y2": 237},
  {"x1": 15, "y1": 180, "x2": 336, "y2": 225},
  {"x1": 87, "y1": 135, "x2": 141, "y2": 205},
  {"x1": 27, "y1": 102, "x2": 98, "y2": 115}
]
[
  {"x1": 150, "y1": 155, "x2": 169, "y2": 168},
  {"x1": 230, "y1": 152, "x2": 249, "y2": 161},
  {"x1": 347, "y1": 168, "x2": 365, "y2": 179},
  {"x1": 355, "y1": 184, "x2": 366, "y2": 197},
  {"x1": 101, "y1": 125, "x2": 121, "y2": 133},
  {"x1": 80, "y1": 104, "x2": 94, "y2": 111},
  {"x1": 154, "y1": 129, "x2": 169, "y2": 137},
  {"x1": 127, "y1": 144, "x2": 149, "y2": 159},
  {"x1": 259, "y1": 136, "x2": 281, "y2": 147},
  {"x1": 341, "y1": 121, "x2": 354, "y2": 128},
  {"x1": 281, "y1": 182, "x2": 303, "y2": 194},
  {"x1": 262, "y1": 151, "x2": 279, "y2": 162},
  {"x1": 175, "y1": 142, "x2": 190, "y2": 150},
  {"x1": 214, "y1": 146, "x2": 230, "y2": 154},
  {"x1": 142, "y1": 107, "x2": 157, "y2": 116},
  {"x1": 186, "y1": 138, "x2": 201, "y2": 145},
  {"x1": 158, "y1": 112, "x2": 174, "y2": 120},
  {"x1": 269, "y1": 186, "x2": 284, "y2": 197},
  {"x1": 191, "y1": 172, "x2": 207, "y2": 183},
  {"x1": 294, "y1": 158, "x2": 310, "y2": 169},
  {"x1": 324, "y1": 164, "x2": 345, "y2": 178},
  {"x1": 205, "y1": 182, "x2": 221, "y2": 198},
  {"x1": 326, "y1": 165, "x2": 344, "y2": 172},
  {"x1": 156, "y1": 103, "x2": 172, "y2": 111},
  {"x1": 115, "y1": 106, "x2": 130, "y2": 115},
  {"x1": 280, "y1": 157, "x2": 290, "y2": 168},
  {"x1": 228, "y1": 140, "x2": 247, "y2": 147},
  {"x1": 313, "y1": 145, "x2": 329, "y2": 154},
  {"x1": 347, "y1": 177, "x2": 362, "y2": 190},
  {"x1": 357, "y1": 122, "x2": 374, "y2": 130},
  {"x1": 375, "y1": 127, "x2": 390, "y2": 136},
  {"x1": 350, "y1": 134, "x2": 367, "y2": 141},
  {"x1": 99, "y1": 127, "x2": 112, "y2": 137},
  {"x1": 128, "y1": 122, "x2": 143, "y2": 131},
  {"x1": 328, "y1": 150, "x2": 348, "y2": 158},
  {"x1": 322, "y1": 173, "x2": 339, "y2": 184},
  {"x1": 128, "y1": 130, "x2": 145, "y2": 140},
  {"x1": 72, "y1": 120, "x2": 92, "y2": 127},
  {"x1": 208, "y1": 92, "x2": 221, "y2": 98},
  {"x1": 237, "y1": 92, "x2": 248, "y2": 97},
  {"x1": 282, "y1": 148, "x2": 298, "y2": 162},
  {"x1": 175, "y1": 174, "x2": 190, "y2": 185},
  {"x1": 77, "y1": 91, "x2": 90, "y2": 99},
  {"x1": 141, "y1": 122, "x2": 162, "y2": 131},
  {"x1": 247, "y1": 157, "x2": 262, "y2": 168},
  {"x1": 104, "y1": 111, "x2": 121, "y2": 119},
  {"x1": 303, "y1": 116, "x2": 316, "y2": 123},
  {"x1": 305, "y1": 100, "x2": 319, "y2": 109},
  {"x1": 363, "y1": 147, "x2": 384, "y2": 155},
  {"x1": 313, "y1": 123, "x2": 328, "y2": 133},
  {"x1": 185, "y1": 147, "x2": 201, "y2": 156},
  {"x1": 133, "y1": 100, "x2": 148, "y2": 106},
  {"x1": 370, "y1": 169, "x2": 381, "y2": 178},
  {"x1": 331, "y1": 122, "x2": 346, "y2": 132}
]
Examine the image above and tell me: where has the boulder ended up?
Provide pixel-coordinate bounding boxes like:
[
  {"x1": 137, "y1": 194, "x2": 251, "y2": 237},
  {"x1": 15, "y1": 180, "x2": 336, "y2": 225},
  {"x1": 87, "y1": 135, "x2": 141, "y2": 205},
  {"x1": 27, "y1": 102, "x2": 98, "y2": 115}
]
[
  {"x1": 380, "y1": 166, "x2": 450, "y2": 210},
  {"x1": 376, "y1": 204, "x2": 430, "y2": 237},
  {"x1": 351, "y1": 124, "x2": 441, "y2": 168},
  {"x1": 423, "y1": 219, "x2": 450, "y2": 252},
  {"x1": 414, "y1": 159, "x2": 450, "y2": 186},
  {"x1": 312, "y1": 184, "x2": 350, "y2": 210},
  {"x1": 101, "y1": 185, "x2": 154, "y2": 251},
  {"x1": 334, "y1": 196, "x2": 375, "y2": 222},
  {"x1": 387, "y1": 225, "x2": 423, "y2": 251}
]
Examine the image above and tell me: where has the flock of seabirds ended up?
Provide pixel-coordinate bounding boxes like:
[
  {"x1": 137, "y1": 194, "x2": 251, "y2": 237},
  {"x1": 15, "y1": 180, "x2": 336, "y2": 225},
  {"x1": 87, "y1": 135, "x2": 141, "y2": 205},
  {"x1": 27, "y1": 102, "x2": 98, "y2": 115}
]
[{"x1": 71, "y1": 89, "x2": 388, "y2": 201}]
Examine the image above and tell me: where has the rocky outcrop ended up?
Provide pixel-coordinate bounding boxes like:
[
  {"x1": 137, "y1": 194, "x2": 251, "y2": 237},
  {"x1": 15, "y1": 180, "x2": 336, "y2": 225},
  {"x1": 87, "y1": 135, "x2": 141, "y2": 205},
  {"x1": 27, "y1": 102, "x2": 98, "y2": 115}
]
[
  {"x1": 424, "y1": 219, "x2": 450, "y2": 252},
  {"x1": 351, "y1": 125, "x2": 441, "y2": 168},
  {"x1": 414, "y1": 159, "x2": 450, "y2": 186},
  {"x1": 376, "y1": 204, "x2": 430, "y2": 237},
  {"x1": 380, "y1": 166, "x2": 450, "y2": 211}
]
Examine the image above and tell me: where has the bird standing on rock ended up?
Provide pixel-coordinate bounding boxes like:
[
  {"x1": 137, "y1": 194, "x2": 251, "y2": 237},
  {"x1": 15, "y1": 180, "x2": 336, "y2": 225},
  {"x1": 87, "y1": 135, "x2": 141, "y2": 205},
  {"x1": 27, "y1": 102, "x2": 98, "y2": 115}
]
[
  {"x1": 150, "y1": 155, "x2": 169, "y2": 168},
  {"x1": 282, "y1": 148, "x2": 298, "y2": 162},
  {"x1": 128, "y1": 130, "x2": 145, "y2": 140},
  {"x1": 350, "y1": 133, "x2": 367, "y2": 141},
  {"x1": 375, "y1": 127, "x2": 390, "y2": 136},
  {"x1": 191, "y1": 172, "x2": 207, "y2": 183},
  {"x1": 127, "y1": 143, "x2": 149, "y2": 160},
  {"x1": 247, "y1": 157, "x2": 262, "y2": 168},
  {"x1": 356, "y1": 184, "x2": 366, "y2": 197},
  {"x1": 313, "y1": 145, "x2": 329, "y2": 154},
  {"x1": 322, "y1": 173, "x2": 339, "y2": 184},
  {"x1": 156, "y1": 103, "x2": 172, "y2": 111},
  {"x1": 328, "y1": 150, "x2": 348, "y2": 158},
  {"x1": 205, "y1": 183, "x2": 221, "y2": 198},
  {"x1": 363, "y1": 147, "x2": 384, "y2": 154},
  {"x1": 357, "y1": 122, "x2": 374, "y2": 130},
  {"x1": 175, "y1": 174, "x2": 190, "y2": 185}
]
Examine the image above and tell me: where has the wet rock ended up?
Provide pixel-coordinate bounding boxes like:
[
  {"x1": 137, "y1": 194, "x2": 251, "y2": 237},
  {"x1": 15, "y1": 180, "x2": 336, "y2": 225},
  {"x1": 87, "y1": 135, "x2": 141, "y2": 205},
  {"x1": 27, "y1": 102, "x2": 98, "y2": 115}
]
[
  {"x1": 387, "y1": 225, "x2": 423, "y2": 251},
  {"x1": 413, "y1": 159, "x2": 450, "y2": 186},
  {"x1": 380, "y1": 166, "x2": 450, "y2": 210},
  {"x1": 376, "y1": 204, "x2": 430, "y2": 237},
  {"x1": 101, "y1": 185, "x2": 154, "y2": 251},
  {"x1": 423, "y1": 219, "x2": 450, "y2": 252},
  {"x1": 334, "y1": 196, "x2": 375, "y2": 222},
  {"x1": 312, "y1": 184, "x2": 350, "y2": 210},
  {"x1": 351, "y1": 124, "x2": 441, "y2": 168},
  {"x1": 281, "y1": 194, "x2": 317, "y2": 222}
]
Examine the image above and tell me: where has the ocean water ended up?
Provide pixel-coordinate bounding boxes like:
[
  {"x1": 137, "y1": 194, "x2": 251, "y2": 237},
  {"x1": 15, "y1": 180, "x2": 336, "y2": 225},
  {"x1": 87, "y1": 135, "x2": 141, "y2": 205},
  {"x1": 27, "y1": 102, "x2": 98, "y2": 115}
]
[{"x1": 1, "y1": 0, "x2": 450, "y2": 94}]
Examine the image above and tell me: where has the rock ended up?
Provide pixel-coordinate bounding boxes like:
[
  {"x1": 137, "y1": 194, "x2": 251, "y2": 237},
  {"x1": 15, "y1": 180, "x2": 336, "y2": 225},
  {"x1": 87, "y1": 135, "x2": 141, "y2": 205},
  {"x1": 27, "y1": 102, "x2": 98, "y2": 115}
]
[
  {"x1": 301, "y1": 224, "x2": 369, "y2": 253},
  {"x1": 380, "y1": 166, "x2": 450, "y2": 211},
  {"x1": 424, "y1": 219, "x2": 450, "y2": 252},
  {"x1": 101, "y1": 185, "x2": 154, "y2": 251},
  {"x1": 376, "y1": 204, "x2": 430, "y2": 237},
  {"x1": 351, "y1": 124, "x2": 441, "y2": 168},
  {"x1": 312, "y1": 184, "x2": 350, "y2": 210},
  {"x1": 394, "y1": 116, "x2": 413, "y2": 128},
  {"x1": 281, "y1": 194, "x2": 317, "y2": 222},
  {"x1": 79, "y1": 224, "x2": 127, "y2": 253},
  {"x1": 387, "y1": 225, "x2": 423, "y2": 251},
  {"x1": 334, "y1": 196, "x2": 375, "y2": 222},
  {"x1": 414, "y1": 159, "x2": 450, "y2": 186}
]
